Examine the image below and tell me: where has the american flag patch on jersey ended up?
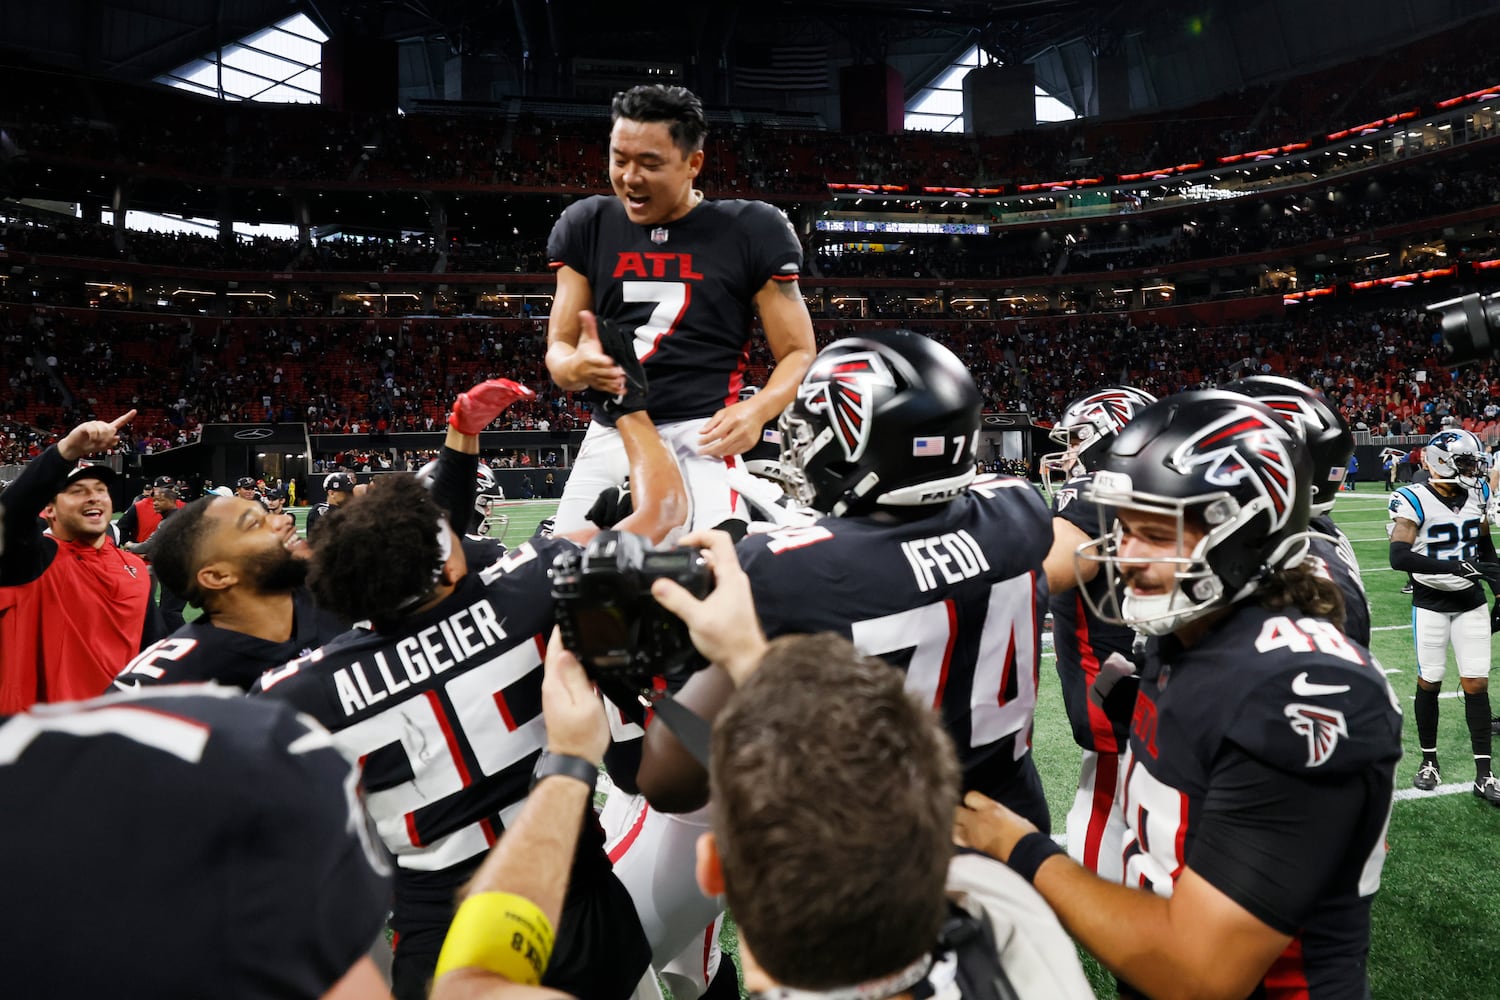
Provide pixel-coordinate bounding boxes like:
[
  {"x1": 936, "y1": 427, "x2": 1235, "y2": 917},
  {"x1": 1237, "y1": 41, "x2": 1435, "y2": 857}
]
[{"x1": 912, "y1": 436, "x2": 944, "y2": 457}]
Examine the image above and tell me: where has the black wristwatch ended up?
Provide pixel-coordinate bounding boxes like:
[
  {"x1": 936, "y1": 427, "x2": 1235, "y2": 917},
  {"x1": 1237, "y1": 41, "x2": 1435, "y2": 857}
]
[{"x1": 530, "y1": 751, "x2": 599, "y2": 794}]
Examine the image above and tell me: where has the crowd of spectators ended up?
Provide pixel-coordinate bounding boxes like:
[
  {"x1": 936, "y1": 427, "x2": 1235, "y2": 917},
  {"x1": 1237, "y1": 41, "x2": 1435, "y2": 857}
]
[
  {"x1": 8, "y1": 13, "x2": 1500, "y2": 202},
  {"x1": 7, "y1": 288, "x2": 1500, "y2": 477}
]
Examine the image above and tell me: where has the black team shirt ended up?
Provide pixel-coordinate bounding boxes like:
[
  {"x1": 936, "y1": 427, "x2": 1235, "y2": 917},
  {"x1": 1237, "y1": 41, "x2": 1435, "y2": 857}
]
[
  {"x1": 548, "y1": 195, "x2": 803, "y2": 425},
  {"x1": 1122, "y1": 601, "x2": 1400, "y2": 1000},
  {"x1": 737, "y1": 475, "x2": 1053, "y2": 801}
]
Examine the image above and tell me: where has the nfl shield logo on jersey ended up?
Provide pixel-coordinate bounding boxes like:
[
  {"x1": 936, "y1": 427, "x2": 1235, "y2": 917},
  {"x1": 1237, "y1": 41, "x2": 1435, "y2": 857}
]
[{"x1": 650, "y1": 227, "x2": 669, "y2": 244}]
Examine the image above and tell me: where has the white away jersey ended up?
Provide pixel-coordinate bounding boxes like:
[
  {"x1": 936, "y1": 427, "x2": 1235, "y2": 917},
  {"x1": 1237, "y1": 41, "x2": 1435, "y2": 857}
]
[{"x1": 1388, "y1": 481, "x2": 1489, "y2": 597}]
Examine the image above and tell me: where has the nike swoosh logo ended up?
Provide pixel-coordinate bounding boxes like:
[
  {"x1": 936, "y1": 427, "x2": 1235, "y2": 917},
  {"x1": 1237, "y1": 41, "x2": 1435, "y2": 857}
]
[{"x1": 1291, "y1": 672, "x2": 1351, "y2": 697}]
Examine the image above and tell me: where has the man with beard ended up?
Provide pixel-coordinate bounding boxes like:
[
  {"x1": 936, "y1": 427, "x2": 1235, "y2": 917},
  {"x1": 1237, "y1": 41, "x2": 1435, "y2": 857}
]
[{"x1": 114, "y1": 379, "x2": 533, "y2": 692}]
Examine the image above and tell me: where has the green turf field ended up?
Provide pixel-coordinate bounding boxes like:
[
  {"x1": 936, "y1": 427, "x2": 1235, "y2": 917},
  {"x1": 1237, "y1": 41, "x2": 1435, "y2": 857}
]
[{"x1": 270, "y1": 490, "x2": 1500, "y2": 997}]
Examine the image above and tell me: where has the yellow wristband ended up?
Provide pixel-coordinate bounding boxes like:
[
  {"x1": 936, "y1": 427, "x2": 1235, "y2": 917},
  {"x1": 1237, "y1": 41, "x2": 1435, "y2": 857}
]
[{"x1": 434, "y1": 892, "x2": 556, "y2": 985}]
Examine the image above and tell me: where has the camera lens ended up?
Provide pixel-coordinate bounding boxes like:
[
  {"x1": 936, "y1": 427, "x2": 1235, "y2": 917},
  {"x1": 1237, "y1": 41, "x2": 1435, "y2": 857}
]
[{"x1": 1430, "y1": 292, "x2": 1500, "y2": 365}]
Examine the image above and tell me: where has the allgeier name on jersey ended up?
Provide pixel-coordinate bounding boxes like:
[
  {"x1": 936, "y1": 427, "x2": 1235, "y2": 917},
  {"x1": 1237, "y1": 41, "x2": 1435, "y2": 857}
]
[{"x1": 265, "y1": 599, "x2": 510, "y2": 716}]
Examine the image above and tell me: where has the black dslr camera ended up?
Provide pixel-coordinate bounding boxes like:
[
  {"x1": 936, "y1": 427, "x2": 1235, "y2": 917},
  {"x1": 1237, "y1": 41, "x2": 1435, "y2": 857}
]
[
  {"x1": 1430, "y1": 292, "x2": 1500, "y2": 364},
  {"x1": 551, "y1": 530, "x2": 713, "y2": 691}
]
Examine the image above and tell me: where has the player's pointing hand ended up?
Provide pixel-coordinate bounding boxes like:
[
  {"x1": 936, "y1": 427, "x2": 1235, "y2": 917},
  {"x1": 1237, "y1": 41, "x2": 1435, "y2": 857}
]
[{"x1": 59, "y1": 409, "x2": 137, "y2": 462}]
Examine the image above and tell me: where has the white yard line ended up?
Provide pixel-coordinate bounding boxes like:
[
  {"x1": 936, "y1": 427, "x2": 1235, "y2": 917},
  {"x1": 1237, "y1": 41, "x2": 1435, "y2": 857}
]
[{"x1": 1393, "y1": 781, "x2": 1482, "y2": 802}]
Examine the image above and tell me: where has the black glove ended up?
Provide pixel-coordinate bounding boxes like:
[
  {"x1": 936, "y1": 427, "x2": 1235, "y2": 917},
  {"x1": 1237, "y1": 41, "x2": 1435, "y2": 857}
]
[
  {"x1": 594, "y1": 317, "x2": 649, "y2": 417},
  {"x1": 1491, "y1": 600, "x2": 1500, "y2": 634},
  {"x1": 533, "y1": 517, "x2": 555, "y2": 539},
  {"x1": 1456, "y1": 560, "x2": 1500, "y2": 592},
  {"x1": 586, "y1": 483, "x2": 634, "y2": 529}
]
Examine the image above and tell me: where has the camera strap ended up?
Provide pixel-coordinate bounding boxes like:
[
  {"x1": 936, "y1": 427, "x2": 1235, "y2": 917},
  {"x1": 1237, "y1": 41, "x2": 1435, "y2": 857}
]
[{"x1": 639, "y1": 690, "x2": 714, "y2": 769}]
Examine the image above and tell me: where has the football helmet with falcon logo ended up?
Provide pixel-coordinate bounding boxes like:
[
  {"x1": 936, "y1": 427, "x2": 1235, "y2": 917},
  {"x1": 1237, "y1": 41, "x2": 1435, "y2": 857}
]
[
  {"x1": 1227, "y1": 375, "x2": 1353, "y2": 516},
  {"x1": 1078, "y1": 390, "x2": 1313, "y2": 634},
  {"x1": 779, "y1": 329, "x2": 980, "y2": 517},
  {"x1": 1040, "y1": 386, "x2": 1157, "y2": 495}
]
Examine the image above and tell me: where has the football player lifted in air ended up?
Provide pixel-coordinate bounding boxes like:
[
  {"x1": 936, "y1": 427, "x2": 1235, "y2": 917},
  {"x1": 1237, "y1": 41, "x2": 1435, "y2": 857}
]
[
  {"x1": 1388, "y1": 428, "x2": 1500, "y2": 804},
  {"x1": 544, "y1": 84, "x2": 815, "y2": 539},
  {"x1": 1038, "y1": 385, "x2": 1156, "y2": 883},
  {"x1": 958, "y1": 389, "x2": 1402, "y2": 1000}
]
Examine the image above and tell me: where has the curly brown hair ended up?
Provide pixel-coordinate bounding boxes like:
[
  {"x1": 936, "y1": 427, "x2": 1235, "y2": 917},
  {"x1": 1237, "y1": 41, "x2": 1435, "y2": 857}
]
[{"x1": 308, "y1": 474, "x2": 446, "y2": 625}]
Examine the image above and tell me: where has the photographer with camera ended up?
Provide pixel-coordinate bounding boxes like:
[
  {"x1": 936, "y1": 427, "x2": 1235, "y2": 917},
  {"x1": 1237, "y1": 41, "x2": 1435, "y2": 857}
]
[
  {"x1": 249, "y1": 334, "x2": 689, "y2": 1000},
  {"x1": 456, "y1": 529, "x2": 1090, "y2": 1000}
]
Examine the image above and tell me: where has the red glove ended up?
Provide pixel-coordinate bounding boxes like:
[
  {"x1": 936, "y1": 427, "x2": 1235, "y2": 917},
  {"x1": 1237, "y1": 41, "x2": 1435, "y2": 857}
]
[{"x1": 449, "y1": 379, "x2": 536, "y2": 435}]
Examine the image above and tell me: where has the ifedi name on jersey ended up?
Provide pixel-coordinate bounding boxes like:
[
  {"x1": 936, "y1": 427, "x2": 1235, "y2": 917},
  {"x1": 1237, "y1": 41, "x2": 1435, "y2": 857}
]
[
  {"x1": 902, "y1": 530, "x2": 992, "y2": 593},
  {"x1": 323, "y1": 599, "x2": 509, "y2": 715}
]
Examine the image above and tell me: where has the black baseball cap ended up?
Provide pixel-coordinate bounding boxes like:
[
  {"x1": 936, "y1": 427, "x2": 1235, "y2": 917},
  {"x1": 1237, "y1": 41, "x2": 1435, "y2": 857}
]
[
  {"x1": 236, "y1": 477, "x2": 257, "y2": 490},
  {"x1": 323, "y1": 473, "x2": 356, "y2": 493},
  {"x1": 264, "y1": 485, "x2": 287, "y2": 500},
  {"x1": 62, "y1": 463, "x2": 116, "y2": 489},
  {"x1": 151, "y1": 475, "x2": 177, "y2": 490}
]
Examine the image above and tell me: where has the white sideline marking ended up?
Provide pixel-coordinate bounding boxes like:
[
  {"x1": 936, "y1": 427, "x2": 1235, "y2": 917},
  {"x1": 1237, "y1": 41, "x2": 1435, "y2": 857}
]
[
  {"x1": 1372, "y1": 624, "x2": 1412, "y2": 632},
  {"x1": 1393, "y1": 781, "x2": 1480, "y2": 802}
]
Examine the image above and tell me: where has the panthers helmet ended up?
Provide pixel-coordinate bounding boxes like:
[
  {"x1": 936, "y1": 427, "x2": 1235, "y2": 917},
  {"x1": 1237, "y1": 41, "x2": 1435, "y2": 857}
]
[
  {"x1": 1226, "y1": 375, "x2": 1352, "y2": 516},
  {"x1": 779, "y1": 330, "x2": 980, "y2": 517},
  {"x1": 1423, "y1": 428, "x2": 1487, "y2": 489},
  {"x1": 1078, "y1": 390, "x2": 1312, "y2": 636},
  {"x1": 1040, "y1": 386, "x2": 1157, "y2": 494}
]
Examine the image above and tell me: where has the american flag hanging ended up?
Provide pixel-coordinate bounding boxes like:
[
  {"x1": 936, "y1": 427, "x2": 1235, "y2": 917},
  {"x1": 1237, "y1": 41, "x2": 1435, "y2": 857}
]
[{"x1": 735, "y1": 43, "x2": 828, "y2": 91}]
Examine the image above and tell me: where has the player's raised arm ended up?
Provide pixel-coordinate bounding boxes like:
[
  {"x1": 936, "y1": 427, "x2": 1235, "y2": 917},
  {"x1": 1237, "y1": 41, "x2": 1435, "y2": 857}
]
[{"x1": 697, "y1": 277, "x2": 815, "y2": 458}]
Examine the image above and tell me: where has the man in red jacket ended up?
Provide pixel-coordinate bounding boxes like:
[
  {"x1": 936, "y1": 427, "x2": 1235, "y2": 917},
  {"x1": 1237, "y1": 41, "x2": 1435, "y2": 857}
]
[
  {"x1": 0, "y1": 410, "x2": 161, "y2": 710},
  {"x1": 118, "y1": 475, "x2": 188, "y2": 630}
]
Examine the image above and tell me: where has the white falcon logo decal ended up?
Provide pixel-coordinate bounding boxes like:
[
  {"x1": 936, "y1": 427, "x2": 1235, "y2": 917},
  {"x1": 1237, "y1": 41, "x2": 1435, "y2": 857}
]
[
  {"x1": 797, "y1": 351, "x2": 896, "y2": 463},
  {"x1": 1284, "y1": 703, "x2": 1349, "y2": 767}
]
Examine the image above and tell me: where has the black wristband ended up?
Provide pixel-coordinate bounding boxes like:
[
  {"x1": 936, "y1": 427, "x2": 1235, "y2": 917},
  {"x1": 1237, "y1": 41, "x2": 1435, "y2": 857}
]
[
  {"x1": 1006, "y1": 831, "x2": 1066, "y2": 884},
  {"x1": 530, "y1": 752, "x2": 599, "y2": 795}
]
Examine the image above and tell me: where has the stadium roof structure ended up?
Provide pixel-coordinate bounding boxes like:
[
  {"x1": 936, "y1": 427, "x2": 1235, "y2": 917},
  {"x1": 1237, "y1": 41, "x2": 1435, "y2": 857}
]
[{"x1": 2, "y1": 0, "x2": 1497, "y2": 121}]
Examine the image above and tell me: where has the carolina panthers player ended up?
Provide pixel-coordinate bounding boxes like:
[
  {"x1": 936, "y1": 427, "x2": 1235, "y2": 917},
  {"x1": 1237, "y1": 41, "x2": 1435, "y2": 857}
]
[
  {"x1": 1039, "y1": 386, "x2": 1156, "y2": 883},
  {"x1": 957, "y1": 390, "x2": 1402, "y2": 1000},
  {"x1": 1228, "y1": 375, "x2": 1370, "y2": 645},
  {"x1": 1388, "y1": 428, "x2": 1500, "y2": 803}
]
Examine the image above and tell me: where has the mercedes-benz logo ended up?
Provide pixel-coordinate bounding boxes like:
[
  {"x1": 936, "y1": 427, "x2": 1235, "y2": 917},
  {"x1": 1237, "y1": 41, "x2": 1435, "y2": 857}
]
[{"x1": 234, "y1": 428, "x2": 275, "y2": 440}]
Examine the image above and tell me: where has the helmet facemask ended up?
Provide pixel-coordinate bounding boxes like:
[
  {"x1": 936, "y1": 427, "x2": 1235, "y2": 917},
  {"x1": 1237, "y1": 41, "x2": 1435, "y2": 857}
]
[{"x1": 1079, "y1": 472, "x2": 1311, "y2": 636}]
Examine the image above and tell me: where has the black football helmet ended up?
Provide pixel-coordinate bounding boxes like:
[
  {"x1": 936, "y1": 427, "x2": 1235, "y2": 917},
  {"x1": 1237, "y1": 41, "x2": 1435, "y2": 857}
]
[
  {"x1": 779, "y1": 330, "x2": 980, "y2": 517},
  {"x1": 416, "y1": 460, "x2": 508, "y2": 537},
  {"x1": 1077, "y1": 390, "x2": 1313, "y2": 635},
  {"x1": 1039, "y1": 386, "x2": 1157, "y2": 494},
  {"x1": 1226, "y1": 375, "x2": 1352, "y2": 516}
]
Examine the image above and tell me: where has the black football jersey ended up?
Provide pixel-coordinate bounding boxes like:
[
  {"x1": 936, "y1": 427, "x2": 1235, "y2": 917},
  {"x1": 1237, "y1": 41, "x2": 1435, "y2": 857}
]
[
  {"x1": 251, "y1": 538, "x2": 575, "y2": 874},
  {"x1": 305, "y1": 501, "x2": 333, "y2": 538},
  {"x1": 738, "y1": 475, "x2": 1052, "y2": 793},
  {"x1": 114, "y1": 588, "x2": 347, "y2": 692},
  {"x1": 1048, "y1": 474, "x2": 1140, "y2": 753},
  {"x1": 547, "y1": 195, "x2": 802, "y2": 425},
  {"x1": 1123, "y1": 602, "x2": 1401, "y2": 1000},
  {"x1": 1308, "y1": 513, "x2": 1371, "y2": 647},
  {"x1": 0, "y1": 687, "x2": 391, "y2": 997}
]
